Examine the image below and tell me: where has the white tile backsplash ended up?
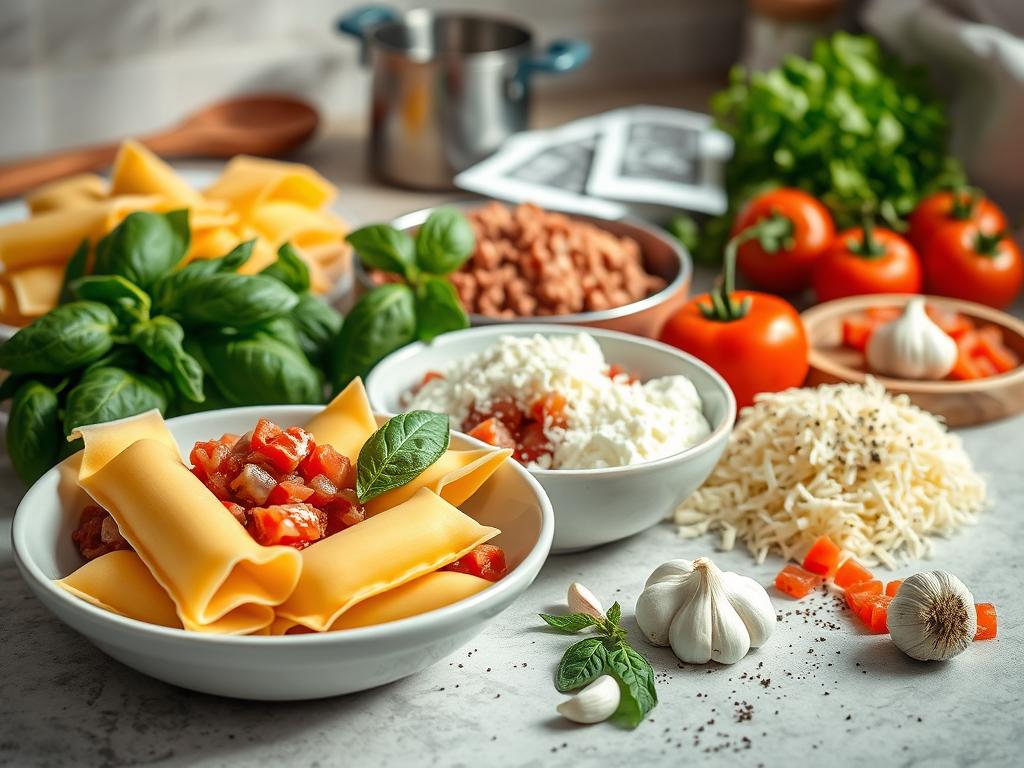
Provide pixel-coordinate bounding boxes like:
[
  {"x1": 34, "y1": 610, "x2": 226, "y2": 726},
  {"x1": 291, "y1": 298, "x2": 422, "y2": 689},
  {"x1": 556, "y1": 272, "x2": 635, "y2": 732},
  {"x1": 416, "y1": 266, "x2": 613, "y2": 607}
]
[{"x1": 0, "y1": 0, "x2": 743, "y2": 160}]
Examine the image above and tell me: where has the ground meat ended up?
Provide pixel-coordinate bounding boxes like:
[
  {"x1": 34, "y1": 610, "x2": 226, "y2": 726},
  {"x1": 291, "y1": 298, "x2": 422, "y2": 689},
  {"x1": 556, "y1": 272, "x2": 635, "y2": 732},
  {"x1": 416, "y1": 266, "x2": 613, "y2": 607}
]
[{"x1": 71, "y1": 505, "x2": 130, "y2": 561}]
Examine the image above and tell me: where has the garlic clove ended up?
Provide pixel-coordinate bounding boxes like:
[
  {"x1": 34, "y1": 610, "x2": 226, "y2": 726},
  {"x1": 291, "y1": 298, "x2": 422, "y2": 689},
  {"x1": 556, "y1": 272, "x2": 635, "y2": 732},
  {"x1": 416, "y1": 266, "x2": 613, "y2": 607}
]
[
  {"x1": 567, "y1": 582, "x2": 605, "y2": 619},
  {"x1": 667, "y1": 577, "x2": 714, "y2": 663},
  {"x1": 865, "y1": 298, "x2": 958, "y2": 380},
  {"x1": 888, "y1": 570, "x2": 977, "y2": 661},
  {"x1": 556, "y1": 674, "x2": 621, "y2": 724},
  {"x1": 636, "y1": 576, "x2": 691, "y2": 646},
  {"x1": 721, "y1": 572, "x2": 777, "y2": 648},
  {"x1": 644, "y1": 558, "x2": 694, "y2": 589}
]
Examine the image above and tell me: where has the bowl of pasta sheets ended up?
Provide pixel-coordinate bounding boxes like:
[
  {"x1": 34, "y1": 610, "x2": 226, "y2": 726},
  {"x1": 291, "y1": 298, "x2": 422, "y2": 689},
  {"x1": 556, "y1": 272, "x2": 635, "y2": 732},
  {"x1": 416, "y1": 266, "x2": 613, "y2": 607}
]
[{"x1": 11, "y1": 379, "x2": 554, "y2": 700}]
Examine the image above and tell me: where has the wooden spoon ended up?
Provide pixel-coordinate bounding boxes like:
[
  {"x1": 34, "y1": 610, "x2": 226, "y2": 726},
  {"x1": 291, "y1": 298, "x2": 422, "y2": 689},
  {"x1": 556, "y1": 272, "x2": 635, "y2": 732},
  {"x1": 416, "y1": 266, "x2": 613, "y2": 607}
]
[{"x1": 0, "y1": 94, "x2": 320, "y2": 199}]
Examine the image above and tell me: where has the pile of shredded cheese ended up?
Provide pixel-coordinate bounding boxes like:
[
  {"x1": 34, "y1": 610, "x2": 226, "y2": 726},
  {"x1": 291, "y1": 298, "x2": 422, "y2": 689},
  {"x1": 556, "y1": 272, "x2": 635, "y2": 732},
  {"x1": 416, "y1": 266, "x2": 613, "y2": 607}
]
[
  {"x1": 408, "y1": 333, "x2": 710, "y2": 470},
  {"x1": 675, "y1": 378, "x2": 986, "y2": 567}
]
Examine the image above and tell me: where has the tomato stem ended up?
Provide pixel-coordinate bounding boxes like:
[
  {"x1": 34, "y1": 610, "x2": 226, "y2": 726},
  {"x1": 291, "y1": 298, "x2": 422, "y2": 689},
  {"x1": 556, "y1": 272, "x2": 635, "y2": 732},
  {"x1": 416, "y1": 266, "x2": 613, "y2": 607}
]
[
  {"x1": 847, "y1": 215, "x2": 886, "y2": 259},
  {"x1": 949, "y1": 187, "x2": 981, "y2": 220},
  {"x1": 701, "y1": 212, "x2": 791, "y2": 322},
  {"x1": 973, "y1": 229, "x2": 1005, "y2": 257}
]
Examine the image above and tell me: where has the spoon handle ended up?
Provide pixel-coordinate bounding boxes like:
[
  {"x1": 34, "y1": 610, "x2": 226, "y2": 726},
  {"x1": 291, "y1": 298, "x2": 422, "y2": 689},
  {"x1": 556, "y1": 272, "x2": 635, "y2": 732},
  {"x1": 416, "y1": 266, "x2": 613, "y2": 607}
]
[{"x1": 0, "y1": 143, "x2": 124, "y2": 199}]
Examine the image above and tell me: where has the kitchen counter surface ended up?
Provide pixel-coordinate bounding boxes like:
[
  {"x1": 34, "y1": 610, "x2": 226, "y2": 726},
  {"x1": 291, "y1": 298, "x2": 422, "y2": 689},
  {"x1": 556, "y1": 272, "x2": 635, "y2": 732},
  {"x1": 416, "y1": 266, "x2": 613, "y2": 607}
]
[{"x1": 1, "y1": 85, "x2": 1021, "y2": 768}]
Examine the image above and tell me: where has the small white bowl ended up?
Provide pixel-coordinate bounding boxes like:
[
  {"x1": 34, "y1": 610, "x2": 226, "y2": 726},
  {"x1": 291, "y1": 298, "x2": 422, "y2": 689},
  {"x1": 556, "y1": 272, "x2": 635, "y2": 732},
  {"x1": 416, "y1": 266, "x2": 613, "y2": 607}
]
[
  {"x1": 366, "y1": 325, "x2": 735, "y2": 551},
  {"x1": 12, "y1": 405, "x2": 553, "y2": 700}
]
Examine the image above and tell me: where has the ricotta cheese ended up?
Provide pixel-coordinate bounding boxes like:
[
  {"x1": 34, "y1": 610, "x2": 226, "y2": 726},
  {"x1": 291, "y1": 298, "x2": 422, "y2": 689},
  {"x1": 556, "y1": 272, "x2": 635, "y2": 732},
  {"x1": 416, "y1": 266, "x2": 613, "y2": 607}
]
[{"x1": 407, "y1": 334, "x2": 711, "y2": 470}]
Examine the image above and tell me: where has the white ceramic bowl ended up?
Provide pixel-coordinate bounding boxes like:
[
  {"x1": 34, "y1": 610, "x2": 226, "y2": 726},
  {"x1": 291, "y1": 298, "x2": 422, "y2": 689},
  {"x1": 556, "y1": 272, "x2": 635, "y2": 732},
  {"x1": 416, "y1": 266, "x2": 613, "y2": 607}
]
[
  {"x1": 12, "y1": 405, "x2": 553, "y2": 700},
  {"x1": 365, "y1": 326, "x2": 735, "y2": 551}
]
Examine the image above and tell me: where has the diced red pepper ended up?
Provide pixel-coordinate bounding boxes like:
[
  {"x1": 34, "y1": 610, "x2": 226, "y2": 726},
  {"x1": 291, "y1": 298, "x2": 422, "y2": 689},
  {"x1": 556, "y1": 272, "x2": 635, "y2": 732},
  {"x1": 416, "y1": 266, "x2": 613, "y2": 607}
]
[
  {"x1": 441, "y1": 544, "x2": 508, "y2": 582},
  {"x1": 247, "y1": 503, "x2": 325, "y2": 548},
  {"x1": 975, "y1": 603, "x2": 997, "y2": 640},
  {"x1": 266, "y1": 480, "x2": 316, "y2": 505},
  {"x1": 802, "y1": 535, "x2": 843, "y2": 577},
  {"x1": 468, "y1": 417, "x2": 517, "y2": 450},
  {"x1": 298, "y1": 444, "x2": 354, "y2": 489},
  {"x1": 774, "y1": 564, "x2": 821, "y2": 599},
  {"x1": 844, "y1": 580, "x2": 883, "y2": 611},
  {"x1": 834, "y1": 557, "x2": 874, "y2": 589},
  {"x1": 885, "y1": 580, "x2": 903, "y2": 597}
]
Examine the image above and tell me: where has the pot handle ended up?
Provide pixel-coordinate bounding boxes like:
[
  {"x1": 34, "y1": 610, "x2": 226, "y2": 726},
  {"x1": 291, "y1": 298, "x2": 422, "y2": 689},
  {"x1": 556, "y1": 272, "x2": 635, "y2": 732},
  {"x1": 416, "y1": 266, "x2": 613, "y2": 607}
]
[
  {"x1": 337, "y1": 5, "x2": 396, "y2": 64},
  {"x1": 525, "y1": 40, "x2": 591, "y2": 74}
]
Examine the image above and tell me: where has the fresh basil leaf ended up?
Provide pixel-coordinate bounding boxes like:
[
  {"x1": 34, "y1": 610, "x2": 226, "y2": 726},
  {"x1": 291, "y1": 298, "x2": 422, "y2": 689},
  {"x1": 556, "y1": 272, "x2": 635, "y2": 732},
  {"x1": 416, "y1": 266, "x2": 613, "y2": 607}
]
[
  {"x1": 252, "y1": 316, "x2": 305, "y2": 350},
  {"x1": 129, "y1": 316, "x2": 204, "y2": 403},
  {"x1": 261, "y1": 242, "x2": 310, "y2": 292},
  {"x1": 347, "y1": 224, "x2": 416, "y2": 278},
  {"x1": 71, "y1": 275, "x2": 151, "y2": 325},
  {"x1": 59, "y1": 240, "x2": 90, "y2": 305},
  {"x1": 289, "y1": 292, "x2": 343, "y2": 367},
  {"x1": 606, "y1": 642, "x2": 658, "y2": 727},
  {"x1": 356, "y1": 411, "x2": 450, "y2": 503},
  {"x1": 605, "y1": 602, "x2": 622, "y2": 628},
  {"x1": 415, "y1": 207, "x2": 475, "y2": 275},
  {"x1": 200, "y1": 332, "x2": 322, "y2": 406},
  {"x1": 216, "y1": 240, "x2": 255, "y2": 273},
  {"x1": 415, "y1": 276, "x2": 468, "y2": 342},
  {"x1": 556, "y1": 638, "x2": 609, "y2": 693},
  {"x1": 62, "y1": 366, "x2": 168, "y2": 435},
  {"x1": 539, "y1": 613, "x2": 600, "y2": 634},
  {"x1": 0, "y1": 373, "x2": 29, "y2": 402},
  {"x1": 83, "y1": 346, "x2": 142, "y2": 374},
  {"x1": 330, "y1": 283, "x2": 415, "y2": 390},
  {"x1": 7, "y1": 380, "x2": 61, "y2": 485},
  {"x1": 93, "y1": 210, "x2": 190, "y2": 289},
  {"x1": 161, "y1": 273, "x2": 298, "y2": 326},
  {"x1": 0, "y1": 301, "x2": 117, "y2": 374}
]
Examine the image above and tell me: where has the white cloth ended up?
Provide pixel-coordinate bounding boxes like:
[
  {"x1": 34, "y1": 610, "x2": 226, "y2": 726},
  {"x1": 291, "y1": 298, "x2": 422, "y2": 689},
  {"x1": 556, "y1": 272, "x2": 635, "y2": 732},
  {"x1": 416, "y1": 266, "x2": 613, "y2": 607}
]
[{"x1": 863, "y1": 0, "x2": 1024, "y2": 217}]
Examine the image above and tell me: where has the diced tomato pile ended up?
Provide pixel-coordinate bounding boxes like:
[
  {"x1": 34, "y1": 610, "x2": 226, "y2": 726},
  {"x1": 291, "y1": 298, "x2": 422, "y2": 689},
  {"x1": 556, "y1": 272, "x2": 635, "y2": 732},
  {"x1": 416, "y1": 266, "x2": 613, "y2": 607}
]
[
  {"x1": 841, "y1": 305, "x2": 1019, "y2": 380},
  {"x1": 463, "y1": 392, "x2": 567, "y2": 466},
  {"x1": 771, "y1": 535, "x2": 999, "y2": 643},
  {"x1": 440, "y1": 544, "x2": 508, "y2": 582}
]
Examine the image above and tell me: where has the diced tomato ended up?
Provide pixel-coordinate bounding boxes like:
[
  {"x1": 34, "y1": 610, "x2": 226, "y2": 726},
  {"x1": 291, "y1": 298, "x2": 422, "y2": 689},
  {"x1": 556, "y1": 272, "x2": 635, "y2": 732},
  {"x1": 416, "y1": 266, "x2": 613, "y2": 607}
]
[
  {"x1": 305, "y1": 473, "x2": 339, "y2": 507},
  {"x1": 975, "y1": 325, "x2": 1018, "y2": 373},
  {"x1": 844, "y1": 579, "x2": 883, "y2": 611},
  {"x1": 421, "y1": 370, "x2": 445, "y2": 387},
  {"x1": 298, "y1": 444, "x2": 354, "y2": 489},
  {"x1": 834, "y1": 557, "x2": 874, "y2": 589},
  {"x1": 975, "y1": 603, "x2": 997, "y2": 640},
  {"x1": 441, "y1": 544, "x2": 508, "y2": 582},
  {"x1": 865, "y1": 307, "x2": 902, "y2": 322},
  {"x1": 230, "y1": 463, "x2": 278, "y2": 505},
  {"x1": 247, "y1": 503, "x2": 325, "y2": 548},
  {"x1": 885, "y1": 580, "x2": 903, "y2": 597},
  {"x1": 926, "y1": 307, "x2": 972, "y2": 340},
  {"x1": 864, "y1": 594, "x2": 891, "y2": 633},
  {"x1": 607, "y1": 363, "x2": 638, "y2": 384},
  {"x1": 251, "y1": 424, "x2": 315, "y2": 473},
  {"x1": 467, "y1": 397, "x2": 525, "y2": 434},
  {"x1": 801, "y1": 535, "x2": 842, "y2": 577},
  {"x1": 950, "y1": 336, "x2": 983, "y2": 380},
  {"x1": 266, "y1": 480, "x2": 316, "y2": 505},
  {"x1": 842, "y1": 315, "x2": 877, "y2": 353},
  {"x1": 250, "y1": 418, "x2": 282, "y2": 452},
  {"x1": 530, "y1": 392, "x2": 568, "y2": 428},
  {"x1": 468, "y1": 417, "x2": 517, "y2": 450},
  {"x1": 517, "y1": 422, "x2": 553, "y2": 464},
  {"x1": 324, "y1": 490, "x2": 365, "y2": 535},
  {"x1": 221, "y1": 500, "x2": 247, "y2": 524},
  {"x1": 774, "y1": 563, "x2": 821, "y2": 599},
  {"x1": 190, "y1": 439, "x2": 230, "y2": 482}
]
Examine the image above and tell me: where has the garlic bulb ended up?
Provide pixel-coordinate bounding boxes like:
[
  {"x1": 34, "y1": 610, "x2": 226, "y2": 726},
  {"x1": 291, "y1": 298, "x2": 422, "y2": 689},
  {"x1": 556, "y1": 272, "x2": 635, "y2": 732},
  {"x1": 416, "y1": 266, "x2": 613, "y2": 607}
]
[
  {"x1": 866, "y1": 298, "x2": 957, "y2": 380},
  {"x1": 888, "y1": 571, "x2": 977, "y2": 661},
  {"x1": 556, "y1": 675, "x2": 621, "y2": 724},
  {"x1": 635, "y1": 557, "x2": 776, "y2": 665},
  {"x1": 567, "y1": 582, "x2": 604, "y2": 619}
]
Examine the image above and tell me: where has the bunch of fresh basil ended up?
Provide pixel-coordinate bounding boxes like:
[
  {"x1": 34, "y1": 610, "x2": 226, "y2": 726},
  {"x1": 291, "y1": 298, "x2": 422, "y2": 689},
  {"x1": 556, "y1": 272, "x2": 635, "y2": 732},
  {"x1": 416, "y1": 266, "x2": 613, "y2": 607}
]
[
  {"x1": 331, "y1": 207, "x2": 474, "y2": 390},
  {"x1": 0, "y1": 209, "x2": 342, "y2": 484}
]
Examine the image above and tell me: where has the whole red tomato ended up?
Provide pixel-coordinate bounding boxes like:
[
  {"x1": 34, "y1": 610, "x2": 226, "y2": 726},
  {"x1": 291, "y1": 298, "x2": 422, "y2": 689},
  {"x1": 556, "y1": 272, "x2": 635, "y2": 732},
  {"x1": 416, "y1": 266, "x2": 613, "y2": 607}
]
[
  {"x1": 923, "y1": 222, "x2": 1023, "y2": 308},
  {"x1": 909, "y1": 190, "x2": 1007, "y2": 252},
  {"x1": 733, "y1": 188, "x2": 835, "y2": 293},
  {"x1": 813, "y1": 225, "x2": 922, "y2": 302}
]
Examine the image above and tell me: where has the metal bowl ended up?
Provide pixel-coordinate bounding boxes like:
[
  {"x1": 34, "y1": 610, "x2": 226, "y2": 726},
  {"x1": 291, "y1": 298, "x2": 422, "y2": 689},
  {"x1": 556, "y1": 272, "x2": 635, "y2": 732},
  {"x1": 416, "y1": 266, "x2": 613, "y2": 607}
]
[{"x1": 354, "y1": 200, "x2": 692, "y2": 338}]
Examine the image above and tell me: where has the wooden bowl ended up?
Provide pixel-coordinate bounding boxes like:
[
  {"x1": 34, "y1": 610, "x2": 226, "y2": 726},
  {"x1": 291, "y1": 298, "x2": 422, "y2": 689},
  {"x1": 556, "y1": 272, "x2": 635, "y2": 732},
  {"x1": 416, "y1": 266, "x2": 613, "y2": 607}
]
[{"x1": 801, "y1": 293, "x2": 1024, "y2": 427}]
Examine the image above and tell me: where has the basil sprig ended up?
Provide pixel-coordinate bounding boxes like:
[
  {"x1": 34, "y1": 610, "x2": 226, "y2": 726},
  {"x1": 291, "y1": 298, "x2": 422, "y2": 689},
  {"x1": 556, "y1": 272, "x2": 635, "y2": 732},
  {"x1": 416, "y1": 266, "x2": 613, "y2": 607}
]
[
  {"x1": 541, "y1": 601, "x2": 659, "y2": 728},
  {"x1": 0, "y1": 210, "x2": 344, "y2": 485},
  {"x1": 355, "y1": 410, "x2": 450, "y2": 503},
  {"x1": 334, "y1": 207, "x2": 475, "y2": 389}
]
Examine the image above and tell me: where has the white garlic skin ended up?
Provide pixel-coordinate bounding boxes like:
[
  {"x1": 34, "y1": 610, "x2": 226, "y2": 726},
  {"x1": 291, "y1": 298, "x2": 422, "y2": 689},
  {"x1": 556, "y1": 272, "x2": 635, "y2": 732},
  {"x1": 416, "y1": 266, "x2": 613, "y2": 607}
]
[
  {"x1": 635, "y1": 557, "x2": 776, "y2": 665},
  {"x1": 888, "y1": 571, "x2": 977, "y2": 661},
  {"x1": 567, "y1": 582, "x2": 605, "y2": 619},
  {"x1": 556, "y1": 674, "x2": 621, "y2": 724},
  {"x1": 866, "y1": 298, "x2": 958, "y2": 380}
]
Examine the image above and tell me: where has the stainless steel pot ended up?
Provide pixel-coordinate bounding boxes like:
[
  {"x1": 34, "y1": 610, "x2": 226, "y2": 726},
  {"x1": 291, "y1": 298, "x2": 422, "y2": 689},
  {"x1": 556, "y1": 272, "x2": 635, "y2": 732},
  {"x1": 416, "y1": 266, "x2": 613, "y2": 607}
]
[{"x1": 337, "y1": 6, "x2": 589, "y2": 190}]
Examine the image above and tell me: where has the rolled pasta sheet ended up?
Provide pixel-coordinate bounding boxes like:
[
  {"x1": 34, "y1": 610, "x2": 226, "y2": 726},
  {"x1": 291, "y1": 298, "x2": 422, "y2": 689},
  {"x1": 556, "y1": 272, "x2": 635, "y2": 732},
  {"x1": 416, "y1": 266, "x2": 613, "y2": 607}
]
[
  {"x1": 110, "y1": 139, "x2": 203, "y2": 205},
  {"x1": 0, "y1": 262, "x2": 64, "y2": 318},
  {"x1": 71, "y1": 412, "x2": 302, "y2": 634},
  {"x1": 204, "y1": 155, "x2": 335, "y2": 211},
  {"x1": 303, "y1": 378, "x2": 378, "y2": 463},
  {"x1": 365, "y1": 447, "x2": 512, "y2": 515},
  {"x1": 25, "y1": 173, "x2": 108, "y2": 214},
  {"x1": 275, "y1": 487, "x2": 499, "y2": 631},
  {"x1": 0, "y1": 202, "x2": 110, "y2": 269},
  {"x1": 58, "y1": 550, "x2": 182, "y2": 629}
]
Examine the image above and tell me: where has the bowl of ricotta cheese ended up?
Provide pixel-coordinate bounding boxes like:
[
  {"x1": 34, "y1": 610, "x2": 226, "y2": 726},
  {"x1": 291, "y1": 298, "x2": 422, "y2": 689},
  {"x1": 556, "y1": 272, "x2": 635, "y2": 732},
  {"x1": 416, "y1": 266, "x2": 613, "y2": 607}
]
[{"x1": 366, "y1": 326, "x2": 735, "y2": 550}]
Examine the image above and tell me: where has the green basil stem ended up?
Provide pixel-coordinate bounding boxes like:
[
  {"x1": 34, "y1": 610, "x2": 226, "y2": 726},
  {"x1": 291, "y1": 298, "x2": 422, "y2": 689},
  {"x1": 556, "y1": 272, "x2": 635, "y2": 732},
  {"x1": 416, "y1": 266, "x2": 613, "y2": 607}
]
[
  {"x1": 974, "y1": 229, "x2": 1006, "y2": 257},
  {"x1": 847, "y1": 215, "x2": 886, "y2": 259},
  {"x1": 700, "y1": 212, "x2": 792, "y2": 322}
]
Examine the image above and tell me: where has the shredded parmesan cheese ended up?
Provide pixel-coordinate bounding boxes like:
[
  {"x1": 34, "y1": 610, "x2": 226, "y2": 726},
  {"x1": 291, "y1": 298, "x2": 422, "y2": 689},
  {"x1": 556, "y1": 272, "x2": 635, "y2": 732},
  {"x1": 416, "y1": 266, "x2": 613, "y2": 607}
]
[{"x1": 675, "y1": 378, "x2": 986, "y2": 567}]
